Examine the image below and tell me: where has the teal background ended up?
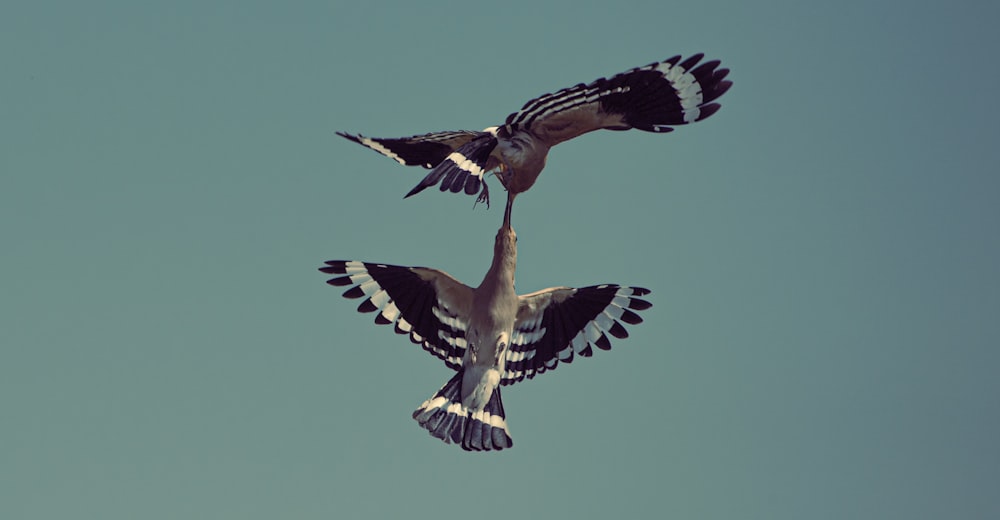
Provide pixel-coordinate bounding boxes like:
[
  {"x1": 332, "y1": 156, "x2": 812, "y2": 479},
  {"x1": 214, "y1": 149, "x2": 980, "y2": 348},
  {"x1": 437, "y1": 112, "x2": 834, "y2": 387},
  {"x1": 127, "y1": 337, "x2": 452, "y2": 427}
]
[{"x1": 3, "y1": 1, "x2": 998, "y2": 518}]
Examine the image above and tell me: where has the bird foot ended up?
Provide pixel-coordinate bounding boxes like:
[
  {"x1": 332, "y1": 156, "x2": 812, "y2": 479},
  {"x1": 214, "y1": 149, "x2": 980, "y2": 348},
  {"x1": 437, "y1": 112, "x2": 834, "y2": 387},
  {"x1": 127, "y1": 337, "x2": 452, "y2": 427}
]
[{"x1": 474, "y1": 183, "x2": 490, "y2": 209}]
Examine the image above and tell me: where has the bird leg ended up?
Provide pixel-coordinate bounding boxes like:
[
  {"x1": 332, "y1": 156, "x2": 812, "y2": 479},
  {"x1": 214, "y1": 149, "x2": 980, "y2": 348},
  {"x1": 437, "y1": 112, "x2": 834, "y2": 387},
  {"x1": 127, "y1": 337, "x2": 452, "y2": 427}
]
[{"x1": 475, "y1": 159, "x2": 512, "y2": 211}]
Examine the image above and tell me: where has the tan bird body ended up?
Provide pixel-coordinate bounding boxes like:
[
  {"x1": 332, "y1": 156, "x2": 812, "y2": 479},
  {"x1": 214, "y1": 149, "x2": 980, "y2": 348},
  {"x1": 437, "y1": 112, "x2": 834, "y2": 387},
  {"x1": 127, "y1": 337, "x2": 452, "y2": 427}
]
[{"x1": 321, "y1": 199, "x2": 652, "y2": 450}]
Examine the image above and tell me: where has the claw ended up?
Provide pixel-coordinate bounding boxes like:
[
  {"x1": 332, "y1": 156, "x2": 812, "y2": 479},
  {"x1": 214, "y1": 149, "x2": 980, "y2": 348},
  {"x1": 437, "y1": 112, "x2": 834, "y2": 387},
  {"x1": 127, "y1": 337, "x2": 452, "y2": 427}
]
[
  {"x1": 497, "y1": 161, "x2": 513, "y2": 191},
  {"x1": 474, "y1": 183, "x2": 491, "y2": 209}
]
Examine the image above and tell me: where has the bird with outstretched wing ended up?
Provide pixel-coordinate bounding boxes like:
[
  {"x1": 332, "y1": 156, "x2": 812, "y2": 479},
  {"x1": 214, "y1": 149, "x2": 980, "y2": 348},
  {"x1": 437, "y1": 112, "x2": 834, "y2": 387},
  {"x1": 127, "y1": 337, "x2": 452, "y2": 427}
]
[
  {"x1": 338, "y1": 53, "x2": 732, "y2": 218},
  {"x1": 319, "y1": 207, "x2": 651, "y2": 451}
]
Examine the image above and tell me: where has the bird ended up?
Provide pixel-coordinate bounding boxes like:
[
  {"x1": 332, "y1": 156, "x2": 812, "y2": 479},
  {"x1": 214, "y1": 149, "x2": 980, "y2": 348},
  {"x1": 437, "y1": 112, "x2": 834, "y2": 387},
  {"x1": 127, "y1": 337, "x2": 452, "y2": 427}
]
[
  {"x1": 319, "y1": 200, "x2": 652, "y2": 451},
  {"x1": 337, "y1": 53, "x2": 731, "y2": 209}
]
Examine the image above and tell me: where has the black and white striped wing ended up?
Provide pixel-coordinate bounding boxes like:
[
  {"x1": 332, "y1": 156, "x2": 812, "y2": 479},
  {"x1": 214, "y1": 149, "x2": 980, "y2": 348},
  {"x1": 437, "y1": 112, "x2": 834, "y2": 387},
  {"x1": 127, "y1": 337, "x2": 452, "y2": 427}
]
[
  {"x1": 403, "y1": 131, "x2": 500, "y2": 203},
  {"x1": 320, "y1": 260, "x2": 473, "y2": 369},
  {"x1": 502, "y1": 285, "x2": 652, "y2": 384},
  {"x1": 336, "y1": 130, "x2": 481, "y2": 169},
  {"x1": 503, "y1": 53, "x2": 732, "y2": 146}
]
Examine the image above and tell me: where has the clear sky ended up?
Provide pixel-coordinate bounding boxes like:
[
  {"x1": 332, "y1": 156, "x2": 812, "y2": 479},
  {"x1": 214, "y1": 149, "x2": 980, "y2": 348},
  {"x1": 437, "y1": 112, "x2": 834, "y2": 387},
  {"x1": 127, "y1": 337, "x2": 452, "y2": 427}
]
[{"x1": 3, "y1": 1, "x2": 998, "y2": 519}]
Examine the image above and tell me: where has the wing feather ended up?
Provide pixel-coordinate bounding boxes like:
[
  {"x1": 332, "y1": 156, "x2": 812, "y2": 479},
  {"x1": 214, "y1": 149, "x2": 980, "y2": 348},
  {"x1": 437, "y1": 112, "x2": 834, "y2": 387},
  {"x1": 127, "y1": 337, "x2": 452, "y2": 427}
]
[
  {"x1": 504, "y1": 54, "x2": 732, "y2": 146},
  {"x1": 337, "y1": 130, "x2": 480, "y2": 168},
  {"x1": 320, "y1": 260, "x2": 473, "y2": 369},
  {"x1": 404, "y1": 132, "x2": 500, "y2": 203},
  {"x1": 503, "y1": 285, "x2": 652, "y2": 384}
]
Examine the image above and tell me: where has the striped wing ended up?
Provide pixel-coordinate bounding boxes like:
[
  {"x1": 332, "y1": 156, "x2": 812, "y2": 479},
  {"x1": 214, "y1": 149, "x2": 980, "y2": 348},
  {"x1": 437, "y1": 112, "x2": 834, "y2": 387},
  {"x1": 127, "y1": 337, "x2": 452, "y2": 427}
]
[
  {"x1": 336, "y1": 130, "x2": 481, "y2": 169},
  {"x1": 403, "y1": 131, "x2": 499, "y2": 203},
  {"x1": 504, "y1": 53, "x2": 732, "y2": 146},
  {"x1": 320, "y1": 260, "x2": 474, "y2": 369},
  {"x1": 503, "y1": 285, "x2": 652, "y2": 384}
]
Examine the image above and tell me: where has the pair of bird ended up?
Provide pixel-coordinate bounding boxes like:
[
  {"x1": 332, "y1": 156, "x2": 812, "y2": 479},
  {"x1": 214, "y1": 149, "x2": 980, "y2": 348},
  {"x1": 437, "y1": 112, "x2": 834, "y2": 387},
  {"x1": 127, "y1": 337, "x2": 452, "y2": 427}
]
[{"x1": 321, "y1": 53, "x2": 732, "y2": 451}]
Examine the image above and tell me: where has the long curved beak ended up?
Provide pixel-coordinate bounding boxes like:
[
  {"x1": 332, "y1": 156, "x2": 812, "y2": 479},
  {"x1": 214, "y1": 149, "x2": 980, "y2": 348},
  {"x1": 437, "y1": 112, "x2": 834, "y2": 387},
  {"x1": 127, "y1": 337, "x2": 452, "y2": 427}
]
[{"x1": 502, "y1": 191, "x2": 513, "y2": 229}]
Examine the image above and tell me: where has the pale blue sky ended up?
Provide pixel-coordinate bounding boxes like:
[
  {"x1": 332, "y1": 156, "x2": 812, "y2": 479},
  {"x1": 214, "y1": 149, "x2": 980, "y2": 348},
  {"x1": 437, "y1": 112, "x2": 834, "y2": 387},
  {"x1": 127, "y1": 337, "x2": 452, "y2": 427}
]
[{"x1": 3, "y1": 1, "x2": 999, "y2": 519}]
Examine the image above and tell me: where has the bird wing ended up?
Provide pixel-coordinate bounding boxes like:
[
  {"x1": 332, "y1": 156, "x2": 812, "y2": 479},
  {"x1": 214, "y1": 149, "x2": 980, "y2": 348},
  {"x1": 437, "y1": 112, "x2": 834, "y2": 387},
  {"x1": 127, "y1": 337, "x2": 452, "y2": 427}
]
[
  {"x1": 336, "y1": 130, "x2": 481, "y2": 169},
  {"x1": 502, "y1": 285, "x2": 652, "y2": 384},
  {"x1": 403, "y1": 131, "x2": 499, "y2": 202},
  {"x1": 321, "y1": 260, "x2": 474, "y2": 370},
  {"x1": 503, "y1": 54, "x2": 732, "y2": 146}
]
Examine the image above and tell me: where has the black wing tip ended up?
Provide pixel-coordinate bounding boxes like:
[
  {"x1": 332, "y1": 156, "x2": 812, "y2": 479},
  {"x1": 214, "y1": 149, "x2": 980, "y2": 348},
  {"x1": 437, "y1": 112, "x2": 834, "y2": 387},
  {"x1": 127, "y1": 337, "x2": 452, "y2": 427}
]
[
  {"x1": 325, "y1": 275, "x2": 354, "y2": 287},
  {"x1": 336, "y1": 131, "x2": 362, "y2": 143},
  {"x1": 693, "y1": 59, "x2": 722, "y2": 75},
  {"x1": 715, "y1": 79, "x2": 734, "y2": 95},
  {"x1": 678, "y1": 53, "x2": 705, "y2": 70},
  {"x1": 629, "y1": 298, "x2": 653, "y2": 311},
  {"x1": 607, "y1": 321, "x2": 630, "y2": 339},
  {"x1": 404, "y1": 182, "x2": 428, "y2": 199},
  {"x1": 676, "y1": 54, "x2": 732, "y2": 98},
  {"x1": 619, "y1": 309, "x2": 644, "y2": 325},
  {"x1": 319, "y1": 260, "x2": 349, "y2": 274},
  {"x1": 697, "y1": 103, "x2": 723, "y2": 121},
  {"x1": 357, "y1": 299, "x2": 378, "y2": 313},
  {"x1": 340, "y1": 286, "x2": 365, "y2": 299},
  {"x1": 464, "y1": 175, "x2": 481, "y2": 195},
  {"x1": 661, "y1": 54, "x2": 682, "y2": 66}
]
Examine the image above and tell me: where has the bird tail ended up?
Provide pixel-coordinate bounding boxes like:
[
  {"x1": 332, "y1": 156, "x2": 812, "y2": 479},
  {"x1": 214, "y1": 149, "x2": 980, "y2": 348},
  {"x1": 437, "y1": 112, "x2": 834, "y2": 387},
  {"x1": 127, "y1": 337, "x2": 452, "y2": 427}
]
[{"x1": 412, "y1": 371, "x2": 513, "y2": 452}]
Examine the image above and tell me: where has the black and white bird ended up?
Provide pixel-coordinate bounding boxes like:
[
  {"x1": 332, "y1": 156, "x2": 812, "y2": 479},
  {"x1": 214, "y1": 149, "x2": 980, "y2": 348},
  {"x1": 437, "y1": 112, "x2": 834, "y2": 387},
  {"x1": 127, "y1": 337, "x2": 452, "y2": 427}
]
[
  {"x1": 338, "y1": 53, "x2": 731, "y2": 212},
  {"x1": 319, "y1": 203, "x2": 652, "y2": 451}
]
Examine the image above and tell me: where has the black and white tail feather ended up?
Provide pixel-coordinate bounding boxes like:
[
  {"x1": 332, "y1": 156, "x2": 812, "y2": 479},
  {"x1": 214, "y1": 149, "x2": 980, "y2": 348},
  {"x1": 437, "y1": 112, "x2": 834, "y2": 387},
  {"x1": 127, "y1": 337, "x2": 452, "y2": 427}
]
[
  {"x1": 338, "y1": 53, "x2": 732, "y2": 206},
  {"x1": 412, "y1": 371, "x2": 512, "y2": 451},
  {"x1": 320, "y1": 260, "x2": 652, "y2": 451}
]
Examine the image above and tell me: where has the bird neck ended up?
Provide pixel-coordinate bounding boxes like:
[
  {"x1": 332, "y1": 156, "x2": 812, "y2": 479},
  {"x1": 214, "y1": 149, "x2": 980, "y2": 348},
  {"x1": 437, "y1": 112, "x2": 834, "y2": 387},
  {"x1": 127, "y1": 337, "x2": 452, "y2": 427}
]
[{"x1": 482, "y1": 226, "x2": 517, "y2": 289}]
